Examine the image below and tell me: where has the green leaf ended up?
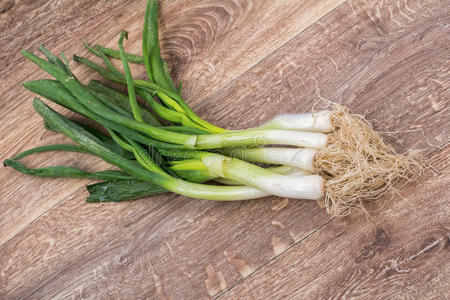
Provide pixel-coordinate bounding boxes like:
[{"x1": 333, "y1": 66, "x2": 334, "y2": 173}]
[
  {"x1": 86, "y1": 179, "x2": 166, "y2": 202},
  {"x1": 118, "y1": 30, "x2": 143, "y2": 122},
  {"x1": 12, "y1": 144, "x2": 89, "y2": 160},
  {"x1": 88, "y1": 80, "x2": 162, "y2": 126},
  {"x1": 4, "y1": 159, "x2": 132, "y2": 180},
  {"x1": 94, "y1": 44, "x2": 144, "y2": 64}
]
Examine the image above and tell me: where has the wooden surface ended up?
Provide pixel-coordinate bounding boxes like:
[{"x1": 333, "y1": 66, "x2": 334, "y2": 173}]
[{"x1": 0, "y1": 0, "x2": 448, "y2": 298}]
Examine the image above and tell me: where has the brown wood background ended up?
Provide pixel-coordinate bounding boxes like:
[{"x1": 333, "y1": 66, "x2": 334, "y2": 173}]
[{"x1": 1, "y1": 0, "x2": 449, "y2": 299}]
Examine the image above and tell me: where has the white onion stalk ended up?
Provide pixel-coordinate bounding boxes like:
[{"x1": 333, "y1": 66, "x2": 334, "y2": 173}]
[
  {"x1": 214, "y1": 165, "x2": 310, "y2": 185},
  {"x1": 223, "y1": 148, "x2": 317, "y2": 171},
  {"x1": 186, "y1": 129, "x2": 328, "y2": 149},
  {"x1": 199, "y1": 153, "x2": 324, "y2": 200},
  {"x1": 258, "y1": 110, "x2": 333, "y2": 133},
  {"x1": 164, "y1": 180, "x2": 271, "y2": 201},
  {"x1": 266, "y1": 165, "x2": 310, "y2": 176}
]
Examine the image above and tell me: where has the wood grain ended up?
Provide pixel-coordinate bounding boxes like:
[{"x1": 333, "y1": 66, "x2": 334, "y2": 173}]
[
  {"x1": 0, "y1": 0, "x2": 133, "y2": 90},
  {"x1": 0, "y1": 192, "x2": 328, "y2": 298},
  {"x1": 0, "y1": 0, "x2": 448, "y2": 299},
  {"x1": 156, "y1": 0, "x2": 347, "y2": 101},
  {"x1": 0, "y1": 0, "x2": 343, "y2": 247}
]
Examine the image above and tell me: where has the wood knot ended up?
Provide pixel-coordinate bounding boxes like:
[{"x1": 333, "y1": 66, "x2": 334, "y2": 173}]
[
  {"x1": 118, "y1": 254, "x2": 131, "y2": 265},
  {"x1": 0, "y1": 0, "x2": 14, "y2": 14},
  {"x1": 373, "y1": 228, "x2": 390, "y2": 248},
  {"x1": 355, "y1": 228, "x2": 390, "y2": 263}
]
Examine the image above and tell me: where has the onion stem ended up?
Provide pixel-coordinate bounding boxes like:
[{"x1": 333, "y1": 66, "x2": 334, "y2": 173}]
[
  {"x1": 223, "y1": 147, "x2": 317, "y2": 171},
  {"x1": 257, "y1": 111, "x2": 333, "y2": 133}
]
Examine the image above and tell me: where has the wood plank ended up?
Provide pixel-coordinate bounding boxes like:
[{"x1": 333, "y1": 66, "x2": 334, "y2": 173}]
[
  {"x1": 156, "y1": 0, "x2": 347, "y2": 101},
  {"x1": 1, "y1": 0, "x2": 448, "y2": 298},
  {"x1": 0, "y1": 0, "x2": 133, "y2": 88},
  {"x1": 222, "y1": 146, "x2": 449, "y2": 299},
  {"x1": 0, "y1": 190, "x2": 328, "y2": 298},
  {"x1": 0, "y1": 0, "x2": 344, "y2": 246},
  {"x1": 0, "y1": 0, "x2": 123, "y2": 71}
]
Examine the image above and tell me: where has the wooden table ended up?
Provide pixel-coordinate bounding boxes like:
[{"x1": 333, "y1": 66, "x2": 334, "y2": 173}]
[{"x1": 1, "y1": 0, "x2": 448, "y2": 298}]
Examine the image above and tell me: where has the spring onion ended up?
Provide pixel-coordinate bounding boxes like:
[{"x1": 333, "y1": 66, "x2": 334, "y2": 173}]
[{"x1": 4, "y1": 0, "x2": 422, "y2": 216}]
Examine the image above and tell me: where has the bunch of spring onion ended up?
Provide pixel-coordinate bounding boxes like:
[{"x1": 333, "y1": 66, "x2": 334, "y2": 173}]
[{"x1": 4, "y1": 0, "x2": 421, "y2": 216}]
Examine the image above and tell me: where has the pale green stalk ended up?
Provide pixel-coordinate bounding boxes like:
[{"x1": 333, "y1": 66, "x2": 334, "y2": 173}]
[
  {"x1": 223, "y1": 148, "x2": 318, "y2": 171},
  {"x1": 118, "y1": 31, "x2": 143, "y2": 122},
  {"x1": 257, "y1": 111, "x2": 334, "y2": 133}
]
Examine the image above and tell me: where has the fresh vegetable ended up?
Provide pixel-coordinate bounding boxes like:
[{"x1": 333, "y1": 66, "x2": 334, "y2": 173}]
[{"x1": 4, "y1": 0, "x2": 421, "y2": 216}]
